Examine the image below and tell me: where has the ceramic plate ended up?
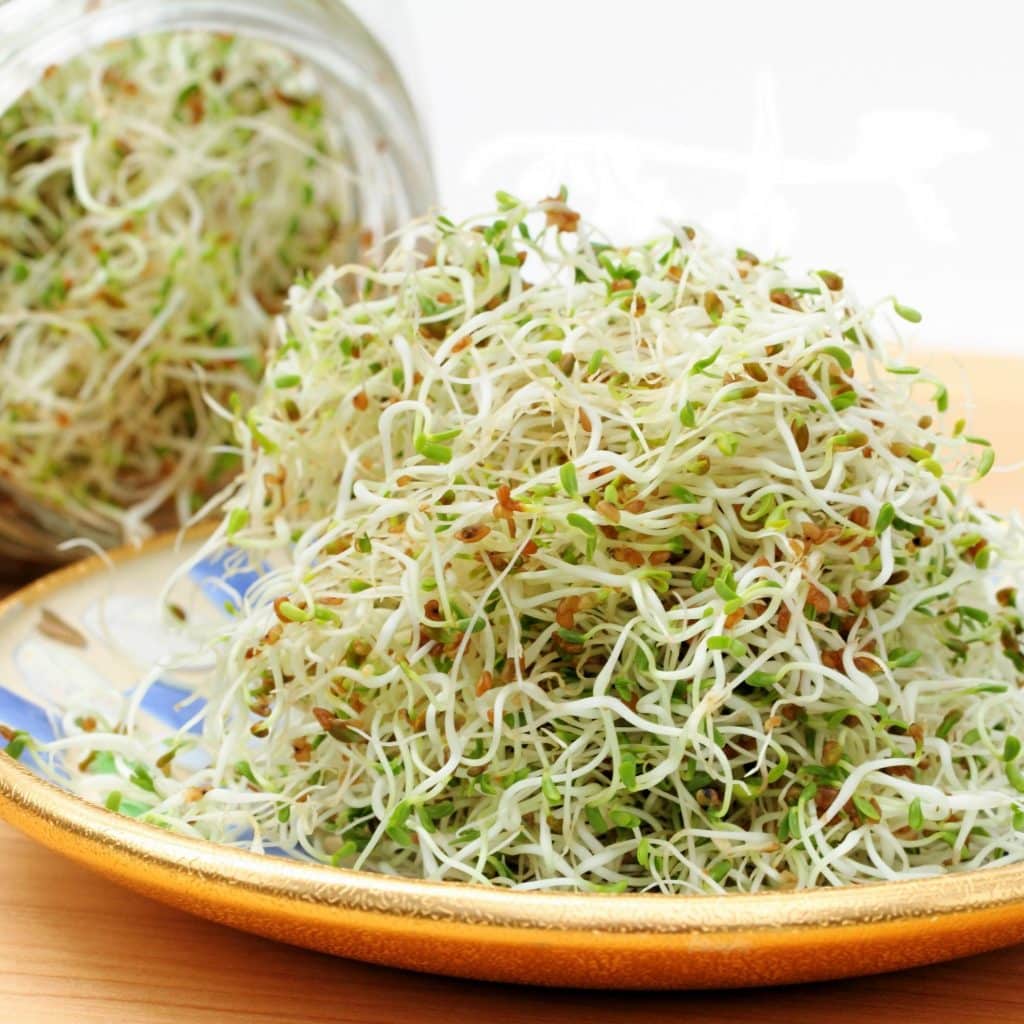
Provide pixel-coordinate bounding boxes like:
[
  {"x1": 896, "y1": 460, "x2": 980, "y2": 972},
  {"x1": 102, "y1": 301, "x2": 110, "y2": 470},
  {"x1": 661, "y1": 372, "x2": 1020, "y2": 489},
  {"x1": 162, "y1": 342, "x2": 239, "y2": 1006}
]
[{"x1": 2, "y1": 531, "x2": 1024, "y2": 989}]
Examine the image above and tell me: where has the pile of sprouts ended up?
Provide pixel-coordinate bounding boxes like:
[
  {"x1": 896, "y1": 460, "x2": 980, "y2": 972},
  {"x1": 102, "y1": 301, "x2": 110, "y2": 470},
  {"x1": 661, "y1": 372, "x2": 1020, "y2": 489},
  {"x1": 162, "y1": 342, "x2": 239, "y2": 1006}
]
[
  {"x1": 0, "y1": 31, "x2": 358, "y2": 541},
  {"x1": 18, "y1": 193, "x2": 1024, "y2": 893}
]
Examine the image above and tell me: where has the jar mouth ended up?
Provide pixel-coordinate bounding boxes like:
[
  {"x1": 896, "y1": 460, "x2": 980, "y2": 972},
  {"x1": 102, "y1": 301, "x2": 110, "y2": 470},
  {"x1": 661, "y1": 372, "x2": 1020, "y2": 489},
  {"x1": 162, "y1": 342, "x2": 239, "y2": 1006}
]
[
  {"x1": 0, "y1": 0, "x2": 435, "y2": 238},
  {"x1": 0, "y1": 0, "x2": 436, "y2": 559}
]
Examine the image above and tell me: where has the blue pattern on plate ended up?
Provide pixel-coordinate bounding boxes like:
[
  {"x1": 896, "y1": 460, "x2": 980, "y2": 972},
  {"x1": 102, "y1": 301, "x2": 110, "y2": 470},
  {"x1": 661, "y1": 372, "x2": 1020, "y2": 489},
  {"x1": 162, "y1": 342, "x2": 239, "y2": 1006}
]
[
  {"x1": 3, "y1": 548, "x2": 259, "y2": 775},
  {"x1": 187, "y1": 548, "x2": 264, "y2": 609},
  {"x1": 0, "y1": 687, "x2": 57, "y2": 761},
  {"x1": 140, "y1": 679, "x2": 206, "y2": 734}
]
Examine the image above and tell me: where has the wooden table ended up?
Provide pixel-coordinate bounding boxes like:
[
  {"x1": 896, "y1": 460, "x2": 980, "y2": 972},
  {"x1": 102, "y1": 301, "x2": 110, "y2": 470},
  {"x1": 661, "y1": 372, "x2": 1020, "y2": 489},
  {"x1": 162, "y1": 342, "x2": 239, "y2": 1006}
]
[
  {"x1": 2, "y1": 821, "x2": 1023, "y2": 1024},
  {"x1": 2, "y1": 351, "x2": 1023, "y2": 1023}
]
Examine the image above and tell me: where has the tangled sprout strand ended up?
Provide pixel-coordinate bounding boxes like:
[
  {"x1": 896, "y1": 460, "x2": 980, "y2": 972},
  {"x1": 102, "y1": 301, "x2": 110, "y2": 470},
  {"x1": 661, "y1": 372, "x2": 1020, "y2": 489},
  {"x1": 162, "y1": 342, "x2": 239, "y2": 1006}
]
[
  {"x1": 0, "y1": 32, "x2": 359, "y2": 541},
  {"x1": 36, "y1": 194, "x2": 1024, "y2": 893}
]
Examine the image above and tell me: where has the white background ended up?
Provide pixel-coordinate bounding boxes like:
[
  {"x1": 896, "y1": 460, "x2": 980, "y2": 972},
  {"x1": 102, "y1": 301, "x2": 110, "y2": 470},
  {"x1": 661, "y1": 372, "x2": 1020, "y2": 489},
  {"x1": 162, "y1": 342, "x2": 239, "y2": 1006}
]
[{"x1": 352, "y1": 0, "x2": 1024, "y2": 355}]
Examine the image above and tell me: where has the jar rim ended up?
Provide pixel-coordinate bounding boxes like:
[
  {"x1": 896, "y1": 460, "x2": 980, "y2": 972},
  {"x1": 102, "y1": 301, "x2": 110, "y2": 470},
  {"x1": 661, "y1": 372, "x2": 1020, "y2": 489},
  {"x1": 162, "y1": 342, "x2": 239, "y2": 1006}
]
[{"x1": 0, "y1": 0, "x2": 435, "y2": 229}]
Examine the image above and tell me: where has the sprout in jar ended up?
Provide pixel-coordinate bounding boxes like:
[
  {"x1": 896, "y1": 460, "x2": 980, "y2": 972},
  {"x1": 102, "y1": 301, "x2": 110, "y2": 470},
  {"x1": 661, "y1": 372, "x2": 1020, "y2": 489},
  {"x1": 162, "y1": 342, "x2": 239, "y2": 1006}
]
[{"x1": 0, "y1": 30, "x2": 362, "y2": 544}]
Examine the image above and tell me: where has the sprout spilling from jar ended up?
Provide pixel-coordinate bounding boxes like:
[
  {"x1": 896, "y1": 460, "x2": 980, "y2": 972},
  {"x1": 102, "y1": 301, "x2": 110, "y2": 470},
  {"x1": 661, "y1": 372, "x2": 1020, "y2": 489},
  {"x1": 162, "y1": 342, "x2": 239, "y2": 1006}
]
[{"x1": 0, "y1": 30, "x2": 365, "y2": 548}]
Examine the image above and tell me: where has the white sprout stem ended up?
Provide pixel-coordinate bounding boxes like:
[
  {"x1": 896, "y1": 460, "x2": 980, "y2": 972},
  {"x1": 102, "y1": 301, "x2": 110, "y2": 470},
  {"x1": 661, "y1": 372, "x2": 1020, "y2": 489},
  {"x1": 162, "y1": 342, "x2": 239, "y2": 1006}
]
[{"x1": 23, "y1": 192, "x2": 1024, "y2": 894}]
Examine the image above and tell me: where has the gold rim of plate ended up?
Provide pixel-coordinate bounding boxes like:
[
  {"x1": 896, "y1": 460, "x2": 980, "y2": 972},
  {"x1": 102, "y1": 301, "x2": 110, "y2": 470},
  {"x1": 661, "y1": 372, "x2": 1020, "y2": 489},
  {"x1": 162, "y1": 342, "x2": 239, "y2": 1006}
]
[{"x1": 1, "y1": 531, "x2": 1024, "y2": 989}]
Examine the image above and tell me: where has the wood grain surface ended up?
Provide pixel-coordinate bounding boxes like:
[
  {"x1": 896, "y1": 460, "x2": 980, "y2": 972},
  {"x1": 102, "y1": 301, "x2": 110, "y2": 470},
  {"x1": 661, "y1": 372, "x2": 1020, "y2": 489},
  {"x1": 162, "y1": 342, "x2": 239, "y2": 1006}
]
[{"x1": 1, "y1": 351, "x2": 1023, "y2": 1023}]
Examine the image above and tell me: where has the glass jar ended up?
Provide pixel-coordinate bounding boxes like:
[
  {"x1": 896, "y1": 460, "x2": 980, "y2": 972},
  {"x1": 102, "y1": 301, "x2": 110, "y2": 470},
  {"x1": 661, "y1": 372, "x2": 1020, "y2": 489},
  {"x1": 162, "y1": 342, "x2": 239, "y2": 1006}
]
[{"x1": 0, "y1": 0, "x2": 435, "y2": 563}]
